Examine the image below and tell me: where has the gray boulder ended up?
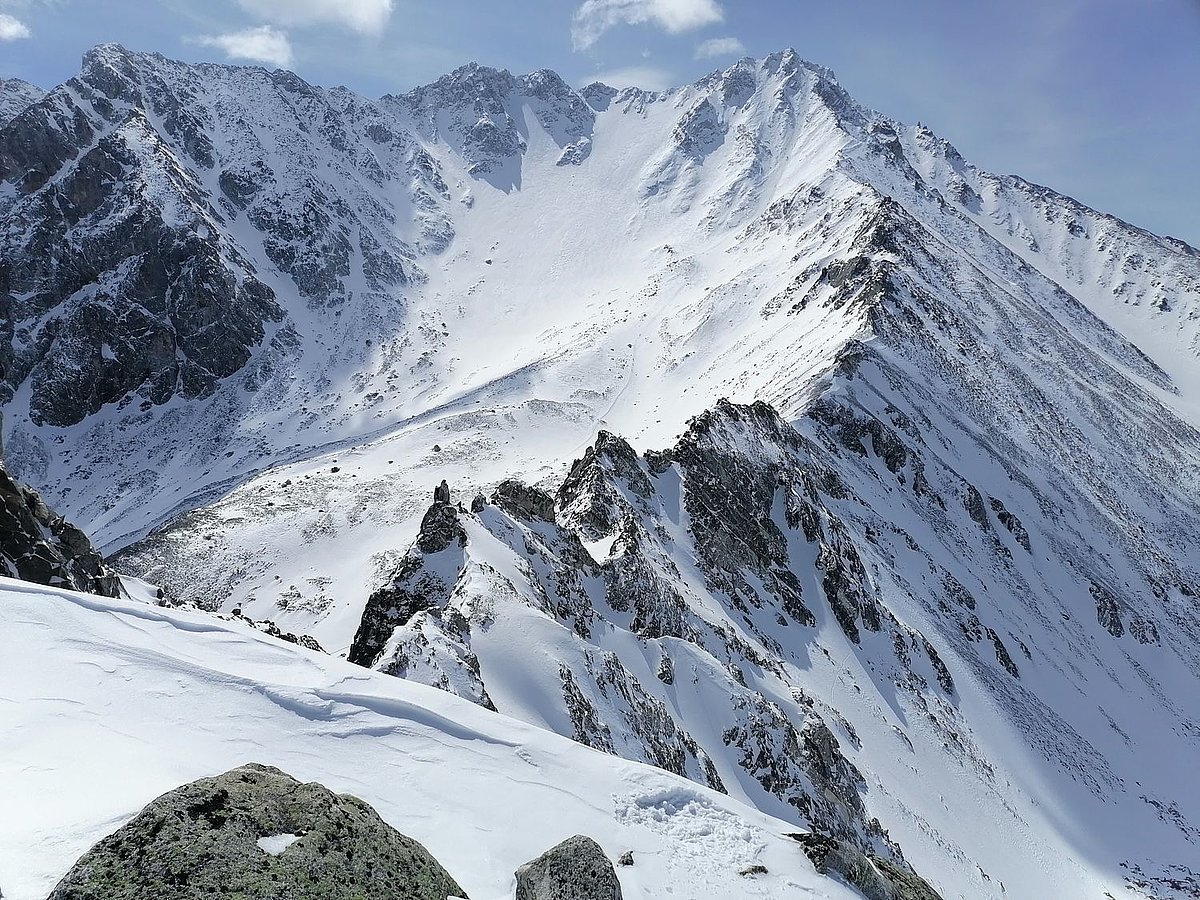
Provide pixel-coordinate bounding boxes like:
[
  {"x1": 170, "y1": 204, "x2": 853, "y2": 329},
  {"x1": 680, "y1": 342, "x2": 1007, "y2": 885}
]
[
  {"x1": 47, "y1": 763, "x2": 467, "y2": 900},
  {"x1": 515, "y1": 835, "x2": 622, "y2": 900}
]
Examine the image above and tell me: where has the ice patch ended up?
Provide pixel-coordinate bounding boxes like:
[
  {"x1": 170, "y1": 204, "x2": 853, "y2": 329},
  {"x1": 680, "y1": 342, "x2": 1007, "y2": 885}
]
[{"x1": 256, "y1": 833, "x2": 300, "y2": 855}]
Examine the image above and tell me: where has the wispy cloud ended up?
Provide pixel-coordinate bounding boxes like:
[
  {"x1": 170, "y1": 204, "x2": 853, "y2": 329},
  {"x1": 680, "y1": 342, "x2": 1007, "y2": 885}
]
[
  {"x1": 235, "y1": 0, "x2": 393, "y2": 36},
  {"x1": 694, "y1": 36, "x2": 744, "y2": 59},
  {"x1": 572, "y1": 0, "x2": 723, "y2": 50},
  {"x1": 195, "y1": 26, "x2": 294, "y2": 67},
  {"x1": 583, "y1": 64, "x2": 675, "y2": 91},
  {"x1": 0, "y1": 12, "x2": 30, "y2": 40}
]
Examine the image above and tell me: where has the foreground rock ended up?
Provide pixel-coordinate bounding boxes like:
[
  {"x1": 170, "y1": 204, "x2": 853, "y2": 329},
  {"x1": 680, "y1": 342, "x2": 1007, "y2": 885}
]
[
  {"x1": 47, "y1": 763, "x2": 467, "y2": 900},
  {"x1": 790, "y1": 831, "x2": 944, "y2": 900},
  {"x1": 515, "y1": 835, "x2": 623, "y2": 900}
]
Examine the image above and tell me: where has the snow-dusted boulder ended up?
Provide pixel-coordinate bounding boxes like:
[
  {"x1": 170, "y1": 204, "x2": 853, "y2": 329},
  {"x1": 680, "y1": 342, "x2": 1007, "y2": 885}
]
[{"x1": 46, "y1": 763, "x2": 466, "y2": 900}]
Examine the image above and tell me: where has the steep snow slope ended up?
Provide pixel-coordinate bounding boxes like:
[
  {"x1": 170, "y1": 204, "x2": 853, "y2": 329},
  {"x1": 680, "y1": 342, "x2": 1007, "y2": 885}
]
[
  {"x1": 0, "y1": 577, "x2": 864, "y2": 900},
  {"x1": 887, "y1": 122, "x2": 1200, "y2": 424}
]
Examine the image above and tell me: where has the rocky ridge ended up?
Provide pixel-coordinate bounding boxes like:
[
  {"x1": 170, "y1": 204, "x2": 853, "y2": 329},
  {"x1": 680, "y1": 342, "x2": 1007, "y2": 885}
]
[{"x1": 0, "y1": 78, "x2": 44, "y2": 127}]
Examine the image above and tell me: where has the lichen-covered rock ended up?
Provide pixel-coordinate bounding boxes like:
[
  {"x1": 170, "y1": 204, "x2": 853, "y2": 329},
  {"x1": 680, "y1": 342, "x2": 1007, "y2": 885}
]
[
  {"x1": 0, "y1": 458, "x2": 120, "y2": 596},
  {"x1": 515, "y1": 835, "x2": 622, "y2": 900},
  {"x1": 47, "y1": 763, "x2": 466, "y2": 900},
  {"x1": 790, "y1": 831, "x2": 944, "y2": 900}
]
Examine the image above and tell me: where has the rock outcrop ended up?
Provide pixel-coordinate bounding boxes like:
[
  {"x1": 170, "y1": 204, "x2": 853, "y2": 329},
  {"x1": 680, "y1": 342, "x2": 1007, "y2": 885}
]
[
  {"x1": 515, "y1": 835, "x2": 623, "y2": 900},
  {"x1": 349, "y1": 411, "x2": 937, "y2": 864},
  {"x1": 47, "y1": 763, "x2": 466, "y2": 900},
  {"x1": 0, "y1": 458, "x2": 120, "y2": 596},
  {"x1": 790, "y1": 831, "x2": 944, "y2": 900}
]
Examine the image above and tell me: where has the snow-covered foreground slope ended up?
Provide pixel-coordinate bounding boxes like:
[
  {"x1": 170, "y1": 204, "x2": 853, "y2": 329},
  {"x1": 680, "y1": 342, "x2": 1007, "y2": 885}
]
[{"x1": 0, "y1": 577, "x2": 864, "y2": 900}]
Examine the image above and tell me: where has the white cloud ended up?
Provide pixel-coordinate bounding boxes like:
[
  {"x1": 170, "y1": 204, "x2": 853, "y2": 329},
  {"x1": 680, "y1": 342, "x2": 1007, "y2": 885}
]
[
  {"x1": 572, "y1": 0, "x2": 722, "y2": 50},
  {"x1": 583, "y1": 65, "x2": 675, "y2": 92},
  {"x1": 235, "y1": 0, "x2": 393, "y2": 35},
  {"x1": 196, "y1": 26, "x2": 294, "y2": 68},
  {"x1": 0, "y1": 13, "x2": 31, "y2": 40},
  {"x1": 694, "y1": 36, "x2": 744, "y2": 59}
]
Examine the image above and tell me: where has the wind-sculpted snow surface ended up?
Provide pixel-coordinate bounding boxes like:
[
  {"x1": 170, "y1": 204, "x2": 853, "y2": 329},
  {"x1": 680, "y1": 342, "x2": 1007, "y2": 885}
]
[
  {"x1": 0, "y1": 579, "x2": 868, "y2": 900},
  {"x1": 4, "y1": 45, "x2": 1200, "y2": 900}
]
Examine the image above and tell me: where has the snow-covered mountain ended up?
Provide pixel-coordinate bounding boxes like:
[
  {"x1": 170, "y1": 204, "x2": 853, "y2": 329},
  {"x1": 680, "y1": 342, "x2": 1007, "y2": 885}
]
[
  {"x1": 3, "y1": 45, "x2": 1200, "y2": 899},
  {"x1": 0, "y1": 78, "x2": 44, "y2": 127}
]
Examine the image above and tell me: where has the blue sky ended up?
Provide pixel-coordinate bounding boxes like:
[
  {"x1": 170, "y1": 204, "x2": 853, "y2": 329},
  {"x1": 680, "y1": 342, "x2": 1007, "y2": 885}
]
[{"x1": 1, "y1": 0, "x2": 1197, "y2": 246}]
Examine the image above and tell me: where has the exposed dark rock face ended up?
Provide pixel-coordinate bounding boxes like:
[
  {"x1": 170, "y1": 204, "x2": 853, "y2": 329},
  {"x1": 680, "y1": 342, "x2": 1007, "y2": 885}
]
[
  {"x1": 416, "y1": 498, "x2": 467, "y2": 554},
  {"x1": 350, "y1": 403, "x2": 944, "y2": 863},
  {"x1": 790, "y1": 831, "x2": 944, "y2": 900},
  {"x1": 348, "y1": 497, "x2": 467, "y2": 667},
  {"x1": 724, "y1": 699, "x2": 867, "y2": 840},
  {"x1": 515, "y1": 835, "x2": 622, "y2": 900},
  {"x1": 559, "y1": 430, "x2": 653, "y2": 539},
  {"x1": 560, "y1": 655, "x2": 725, "y2": 793},
  {"x1": 492, "y1": 478, "x2": 556, "y2": 522},
  {"x1": 389, "y1": 63, "x2": 594, "y2": 185},
  {"x1": 47, "y1": 763, "x2": 466, "y2": 900},
  {"x1": 0, "y1": 459, "x2": 120, "y2": 596},
  {"x1": 664, "y1": 402, "x2": 819, "y2": 628},
  {"x1": 1092, "y1": 582, "x2": 1125, "y2": 638},
  {"x1": 0, "y1": 50, "x2": 283, "y2": 425},
  {"x1": 347, "y1": 485, "x2": 494, "y2": 708},
  {"x1": 2, "y1": 43, "x2": 445, "y2": 433}
]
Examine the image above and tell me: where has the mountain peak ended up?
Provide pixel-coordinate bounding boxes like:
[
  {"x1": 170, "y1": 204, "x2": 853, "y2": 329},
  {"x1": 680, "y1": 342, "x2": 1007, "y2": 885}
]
[{"x1": 0, "y1": 77, "x2": 46, "y2": 127}]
